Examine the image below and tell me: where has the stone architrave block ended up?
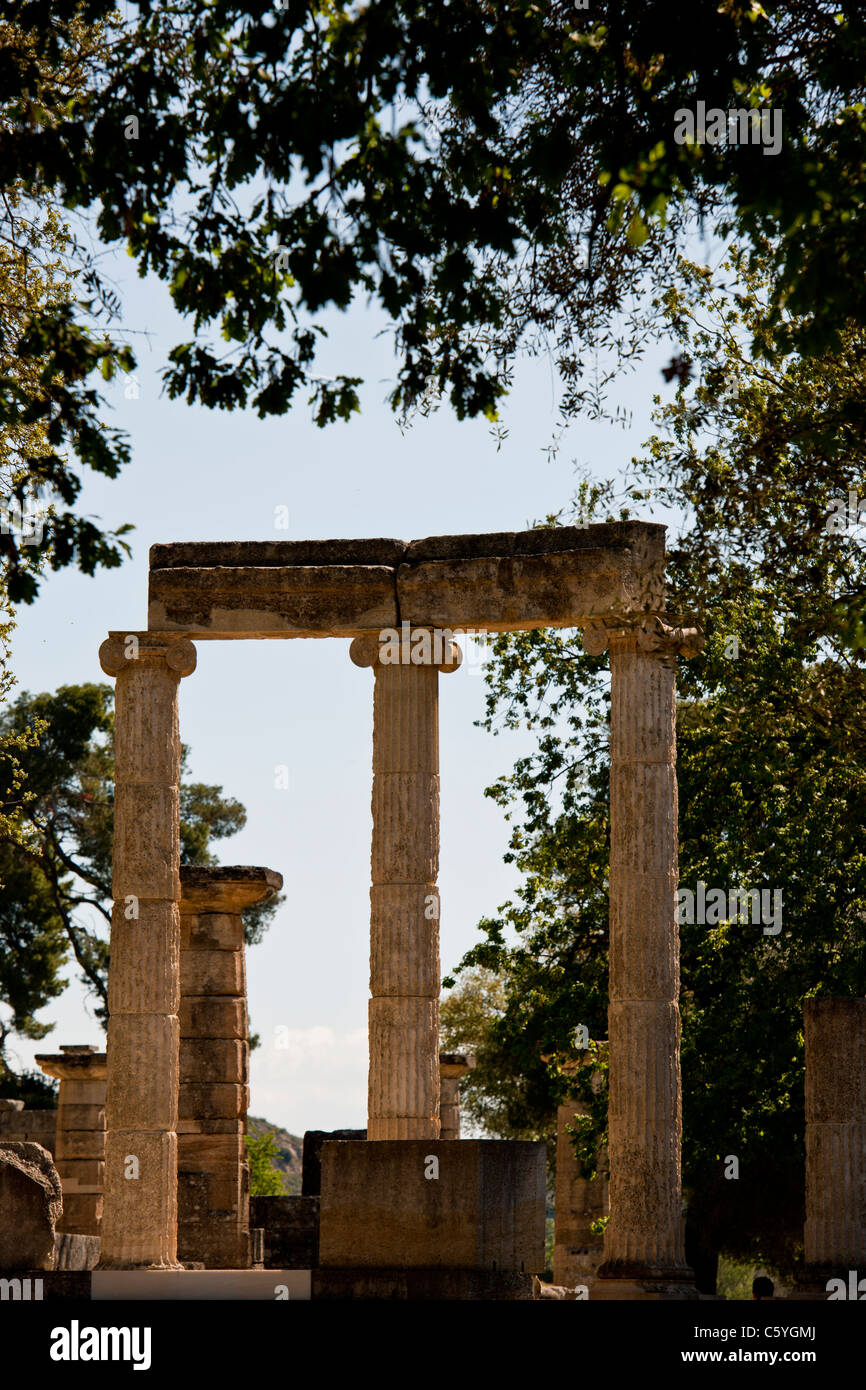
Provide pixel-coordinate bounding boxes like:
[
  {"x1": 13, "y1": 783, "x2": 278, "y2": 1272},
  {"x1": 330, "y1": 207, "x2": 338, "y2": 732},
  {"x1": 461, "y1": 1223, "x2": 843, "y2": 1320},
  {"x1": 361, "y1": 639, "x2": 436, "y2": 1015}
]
[
  {"x1": 148, "y1": 565, "x2": 399, "y2": 638},
  {"x1": 0, "y1": 1142, "x2": 63, "y2": 1270},
  {"x1": 318, "y1": 1140, "x2": 546, "y2": 1271},
  {"x1": 147, "y1": 524, "x2": 666, "y2": 637}
]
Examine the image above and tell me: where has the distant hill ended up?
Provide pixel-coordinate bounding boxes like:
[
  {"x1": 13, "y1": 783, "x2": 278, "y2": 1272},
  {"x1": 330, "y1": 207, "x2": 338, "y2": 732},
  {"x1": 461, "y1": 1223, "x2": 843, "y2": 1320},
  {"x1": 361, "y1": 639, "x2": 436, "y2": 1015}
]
[{"x1": 247, "y1": 1115, "x2": 303, "y2": 1195}]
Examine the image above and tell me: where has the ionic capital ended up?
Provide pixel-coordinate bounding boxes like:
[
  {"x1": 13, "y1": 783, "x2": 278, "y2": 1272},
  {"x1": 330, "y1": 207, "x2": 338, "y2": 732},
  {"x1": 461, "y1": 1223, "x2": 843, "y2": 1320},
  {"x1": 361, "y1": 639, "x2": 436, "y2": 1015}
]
[
  {"x1": 99, "y1": 632, "x2": 197, "y2": 678},
  {"x1": 350, "y1": 626, "x2": 462, "y2": 673},
  {"x1": 581, "y1": 616, "x2": 703, "y2": 660}
]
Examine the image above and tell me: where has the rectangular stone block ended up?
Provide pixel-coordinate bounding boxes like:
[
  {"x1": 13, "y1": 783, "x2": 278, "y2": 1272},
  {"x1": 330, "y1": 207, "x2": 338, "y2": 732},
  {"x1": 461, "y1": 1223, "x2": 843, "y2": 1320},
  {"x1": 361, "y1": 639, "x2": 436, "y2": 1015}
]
[
  {"x1": 176, "y1": 1118, "x2": 244, "y2": 1135},
  {"x1": 148, "y1": 564, "x2": 399, "y2": 638},
  {"x1": 178, "y1": 1132, "x2": 245, "y2": 1172},
  {"x1": 302, "y1": 1130, "x2": 366, "y2": 1196},
  {"x1": 181, "y1": 948, "x2": 245, "y2": 998},
  {"x1": 180, "y1": 996, "x2": 247, "y2": 1039},
  {"x1": 55, "y1": 1129, "x2": 105, "y2": 1160},
  {"x1": 180, "y1": 914, "x2": 244, "y2": 951},
  {"x1": 176, "y1": 1225, "x2": 251, "y2": 1270},
  {"x1": 318, "y1": 1140, "x2": 546, "y2": 1271},
  {"x1": 56, "y1": 1103, "x2": 104, "y2": 1132},
  {"x1": 180, "y1": 1039, "x2": 248, "y2": 1085},
  {"x1": 178, "y1": 1083, "x2": 248, "y2": 1121},
  {"x1": 57, "y1": 1192, "x2": 103, "y2": 1235},
  {"x1": 250, "y1": 1196, "x2": 319, "y2": 1269},
  {"x1": 397, "y1": 547, "x2": 662, "y2": 632},
  {"x1": 57, "y1": 1159, "x2": 104, "y2": 1188}
]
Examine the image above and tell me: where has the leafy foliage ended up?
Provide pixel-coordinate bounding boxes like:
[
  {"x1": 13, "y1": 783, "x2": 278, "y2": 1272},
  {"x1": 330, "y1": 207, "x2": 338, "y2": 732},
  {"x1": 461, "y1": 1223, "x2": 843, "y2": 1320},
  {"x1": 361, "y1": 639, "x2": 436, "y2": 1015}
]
[
  {"x1": 444, "y1": 249, "x2": 866, "y2": 1276},
  {"x1": 2, "y1": 3, "x2": 864, "y2": 594}
]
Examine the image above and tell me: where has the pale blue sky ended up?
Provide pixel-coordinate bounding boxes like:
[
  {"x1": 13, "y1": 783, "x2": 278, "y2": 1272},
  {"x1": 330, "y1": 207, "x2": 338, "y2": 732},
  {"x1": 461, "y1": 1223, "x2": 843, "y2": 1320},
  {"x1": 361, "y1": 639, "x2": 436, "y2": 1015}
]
[{"x1": 7, "y1": 240, "x2": 682, "y2": 1132}]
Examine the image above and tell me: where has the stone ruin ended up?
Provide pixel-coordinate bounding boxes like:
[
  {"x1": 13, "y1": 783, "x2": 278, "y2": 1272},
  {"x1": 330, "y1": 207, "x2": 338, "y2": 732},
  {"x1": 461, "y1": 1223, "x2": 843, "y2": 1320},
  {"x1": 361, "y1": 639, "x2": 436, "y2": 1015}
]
[{"x1": 1, "y1": 522, "x2": 860, "y2": 1298}]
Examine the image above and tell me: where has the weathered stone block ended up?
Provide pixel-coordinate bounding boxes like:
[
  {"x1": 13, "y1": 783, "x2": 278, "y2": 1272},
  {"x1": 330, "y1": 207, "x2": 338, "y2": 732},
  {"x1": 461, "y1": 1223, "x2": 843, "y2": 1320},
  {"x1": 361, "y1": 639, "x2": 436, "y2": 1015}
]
[
  {"x1": 55, "y1": 1130, "x2": 105, "y2": 1160},
  {"x1": 178, "y1": 1083, "x2": 248, "y2": 1121},
  {"x1": 0, "y1": 1143, "x2": 63, "y2": 1270},
  {"x1": 181, "y1": 914, "x2": 245, "y2": 952},
  {"x1": 181, "y1": 949, "x2": 245, "y2": 998},
  {"x1": 318, "y1": 1140, "x2": 546, "y2": 1271},
  {"x1": 302, "y1": 1130, "x2": 366, "y2": 1196},
  {"x1": 250, "y1": 1196, "x2": 319, "y2": 1269},
  {"x1": 178, "y1": 1133, "x2": 246, "y2": 1172},
  {"x1": 148, "y1": 564, "x2": 399, "y2": 638},
  {"x1": 180, "y1": 1039, "x2": 248, "y2": 1086},
  {"x1": 180, "y1": 997, "x2": 247, "y2": 1039},
  {"x1": 397, "y1": 547, "x2": 660, "y2": 632},
  {"x1": 56, "y1": 1104, "x2": 104, "y2": 1133}
]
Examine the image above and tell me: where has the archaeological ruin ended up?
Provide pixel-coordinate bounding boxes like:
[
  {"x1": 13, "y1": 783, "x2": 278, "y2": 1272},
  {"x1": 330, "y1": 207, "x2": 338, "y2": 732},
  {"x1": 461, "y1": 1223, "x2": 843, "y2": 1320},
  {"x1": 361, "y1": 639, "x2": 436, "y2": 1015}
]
[{"x1": 2, "y1": 521, "x2": 862, "y2": 1300}]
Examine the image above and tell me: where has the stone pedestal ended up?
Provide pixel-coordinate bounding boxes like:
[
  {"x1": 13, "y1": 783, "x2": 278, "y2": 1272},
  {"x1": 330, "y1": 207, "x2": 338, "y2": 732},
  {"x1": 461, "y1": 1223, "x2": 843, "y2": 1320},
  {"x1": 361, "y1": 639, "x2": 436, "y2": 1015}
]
[
  {"x1": 803, "y1": 998, "x2": 866, "y2": 1287},
  {"x1": 584, "y1": 619, "x2": 701, "y2": 1299},
  {"x1": 34, "y1": 1046, "x2": 106, "y2": 1236},
  {"x1": 350, "y1": 631, "x2": 461, "y2": 1141},
  {"x1": 439, "y1": 1053, "x2": 475, "y2": 1140},
  {"x1": 178, "y1": 865, "x2": 282, "y2": 1269},
  {"x1": 318, "y1": 1139, "x2": 546, "y2": 1273},
  {"x1": 98, "y1": 632, "x2": 196, "y2": 1269}
]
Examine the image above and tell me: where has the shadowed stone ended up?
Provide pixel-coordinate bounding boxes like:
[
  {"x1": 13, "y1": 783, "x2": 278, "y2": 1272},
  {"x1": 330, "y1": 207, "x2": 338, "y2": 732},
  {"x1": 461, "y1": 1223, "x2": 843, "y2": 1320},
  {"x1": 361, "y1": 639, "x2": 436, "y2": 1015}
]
[{"x1": 0, "y1": 1143, "x2": 63, "y2": 1270}]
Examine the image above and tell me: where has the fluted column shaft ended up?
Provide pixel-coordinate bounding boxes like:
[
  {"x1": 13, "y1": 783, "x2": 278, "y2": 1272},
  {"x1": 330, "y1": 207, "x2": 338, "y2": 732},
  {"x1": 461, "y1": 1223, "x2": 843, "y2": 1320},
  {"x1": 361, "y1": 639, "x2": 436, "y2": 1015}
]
[
  {"x1": 97, "y1": 632, "x2": 196, "y2": 1268},
  {"x1": 351, "y1": 632, "x2": 460, "y2": 1141},
  {"x1": 597, "y1": 626, "x2": 690, "y2": 1280},
  {"x1": 804, "y1": 998, "x2": 866, "y2": 1277}
]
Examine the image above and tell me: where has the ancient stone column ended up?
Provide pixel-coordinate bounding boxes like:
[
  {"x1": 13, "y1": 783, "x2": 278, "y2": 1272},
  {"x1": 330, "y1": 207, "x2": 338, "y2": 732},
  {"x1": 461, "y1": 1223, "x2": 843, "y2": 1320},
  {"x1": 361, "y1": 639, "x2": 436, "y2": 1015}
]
[
  {"x1": 439, "y1": 1053, "x2": 475, "y2": 1140},
  {"x1": 97, "y1": 631, "x2": 196, "y2": 1269},
  {"x1": 803, "y1": 998, "x2": 866, "y2": 1282},
  {"x1": 178, "y1": 865, "x2": 282, "y2": 1268},
  {"x1": 553, "y1": 1058, "x2": 608, "y2": 1288},
  {"x1": 34, "y1": 1045, "x2": 107, "y2": 1236},
  {"x1": 585, "y1": 617, "x2": 701, "y2": 1294},
  {"x1": 351, "y1": 628, "x2": 461, "y2": 1141}
]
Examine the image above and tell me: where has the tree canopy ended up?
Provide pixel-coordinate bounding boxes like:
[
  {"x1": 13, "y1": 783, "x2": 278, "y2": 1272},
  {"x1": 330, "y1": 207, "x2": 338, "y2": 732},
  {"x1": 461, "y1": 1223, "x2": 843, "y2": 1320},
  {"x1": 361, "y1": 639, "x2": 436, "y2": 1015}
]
[{"x1": 2, "y1": 1, "x2": 864, "y2": 595}]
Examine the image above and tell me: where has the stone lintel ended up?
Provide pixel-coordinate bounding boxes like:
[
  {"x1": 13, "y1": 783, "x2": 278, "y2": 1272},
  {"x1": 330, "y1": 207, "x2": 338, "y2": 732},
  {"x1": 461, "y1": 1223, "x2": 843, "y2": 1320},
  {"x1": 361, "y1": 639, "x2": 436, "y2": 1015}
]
[
  {"x1": 148, "y1": 566, "x2": 399, "y2": 638},
  {"x1": 146, "y1": 523, "x2": 667, "y2": 638},
  {"x1": 179, "y1": 866, "x2": 283, "y2": 915}
]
